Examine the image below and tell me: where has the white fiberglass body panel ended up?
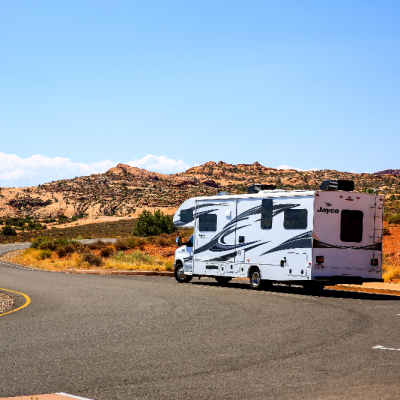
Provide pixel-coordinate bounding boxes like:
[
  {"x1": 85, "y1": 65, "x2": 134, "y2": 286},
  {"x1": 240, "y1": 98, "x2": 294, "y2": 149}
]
[{"x1": 312, "y1": 191, "x2": 383, "y2": 280}]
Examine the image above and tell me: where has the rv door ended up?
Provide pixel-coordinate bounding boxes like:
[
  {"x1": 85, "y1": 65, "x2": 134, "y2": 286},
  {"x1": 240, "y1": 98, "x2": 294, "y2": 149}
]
[{"x1": 193, "y1": 199, "x2": 237, "y2": 275}]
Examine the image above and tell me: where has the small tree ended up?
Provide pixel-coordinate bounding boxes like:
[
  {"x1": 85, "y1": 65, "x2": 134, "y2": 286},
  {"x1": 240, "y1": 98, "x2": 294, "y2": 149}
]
[
  {"x1": 132, "y1": 210, "x2": 175, "y2": 237},
  {"x1": 1, "y1": 225, "x2": 17, "y2": 236}
]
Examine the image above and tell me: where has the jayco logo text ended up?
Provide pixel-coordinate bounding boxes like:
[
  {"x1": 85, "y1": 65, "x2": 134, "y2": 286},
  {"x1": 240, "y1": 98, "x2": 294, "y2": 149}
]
[{"x1": 317, "y1": 207, "x2": 339, "y2": 214}]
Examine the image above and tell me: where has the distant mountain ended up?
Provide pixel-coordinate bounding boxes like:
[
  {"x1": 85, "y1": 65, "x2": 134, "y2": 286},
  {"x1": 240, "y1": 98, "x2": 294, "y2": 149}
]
[
  {"x1": 0, "y1": 161, "x2": 399, "y2": 219},
  {"x1": 373, "y1": 169, "x2": 400, "y2": 176}
]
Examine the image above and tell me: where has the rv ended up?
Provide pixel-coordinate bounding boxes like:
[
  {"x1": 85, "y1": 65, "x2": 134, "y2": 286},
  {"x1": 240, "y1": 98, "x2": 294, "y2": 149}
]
[{"x1": 173, "y1": 180, "x2": 384, "y2": 291}]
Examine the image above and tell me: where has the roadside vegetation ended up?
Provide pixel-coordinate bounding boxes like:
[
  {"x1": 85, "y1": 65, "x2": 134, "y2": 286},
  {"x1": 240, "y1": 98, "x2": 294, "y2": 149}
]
[
  {"x1": 6, "y1": 210, "x2": 192, "y2": 272},
  {"x1": 0, "y1": 218, "x2": 138, "y2": 244},
  {"x1": 382, "y1": 213, "x2": 400, "y2": 281}
]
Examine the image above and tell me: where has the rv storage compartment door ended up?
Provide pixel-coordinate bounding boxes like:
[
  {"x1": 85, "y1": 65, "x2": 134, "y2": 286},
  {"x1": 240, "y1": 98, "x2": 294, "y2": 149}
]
[{"x1": 287, "y1": 252, "x2": 307, "y2": 276}]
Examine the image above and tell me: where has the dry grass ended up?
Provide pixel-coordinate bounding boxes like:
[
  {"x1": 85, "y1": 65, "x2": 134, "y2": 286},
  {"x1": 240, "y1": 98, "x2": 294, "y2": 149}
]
[
  {"x1": 382, "y1": 224, "x2": 400, "y2": 282},
  {"x1": 11, "y1": 248, "x2": 174, "y2": 272}
]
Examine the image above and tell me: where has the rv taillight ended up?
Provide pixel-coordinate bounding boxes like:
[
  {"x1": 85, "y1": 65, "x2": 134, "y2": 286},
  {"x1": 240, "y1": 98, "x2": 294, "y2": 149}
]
[
  {"x1": 371, "y1": 259, "x2": 379, "y2": 266},
  {"x1": 316, "y1": 256, "x2": 324, "y2": 264}
]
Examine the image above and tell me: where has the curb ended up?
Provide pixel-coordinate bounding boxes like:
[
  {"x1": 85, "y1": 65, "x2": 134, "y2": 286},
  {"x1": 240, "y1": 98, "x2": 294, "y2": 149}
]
[
  {"x1": 58, "y1": 269, "x2": 174, "y2": 276},
  {"x1": 326, "y1": 284, "x2": 400, "y2": 297}
]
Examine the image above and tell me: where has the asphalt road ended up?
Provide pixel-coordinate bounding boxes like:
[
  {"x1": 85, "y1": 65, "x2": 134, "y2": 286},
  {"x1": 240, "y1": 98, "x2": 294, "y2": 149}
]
[{"x1": 1, "y1": 243, "x2": 400, "y2": 400}]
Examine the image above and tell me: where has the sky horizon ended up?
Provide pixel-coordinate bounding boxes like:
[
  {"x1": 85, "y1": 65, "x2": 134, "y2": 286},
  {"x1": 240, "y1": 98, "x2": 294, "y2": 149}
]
[
  {"x1": 1, "y1": 1, "x2": 399, "y2": 187},
  {"x1": 0, "y1": 151, "x2": 391, "y2": 188}
]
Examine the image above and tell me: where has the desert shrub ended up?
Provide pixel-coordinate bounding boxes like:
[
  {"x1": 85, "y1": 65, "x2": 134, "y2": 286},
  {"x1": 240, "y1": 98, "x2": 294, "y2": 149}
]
[
  {"x1": 387, "y1": 213, "x2": 400, "y2": 224},
  {"x1": 114, "y1": 238, "x2": 130, "y2": 251},
  {"x1": 82, "y1": 253, "x2": 103, "y2": 266},
  {"x1": 58, "y1": 214, "x2": 69, "y2": 224},
  {"x1": 147, "y1": 235, "x2": 171, "y2": 247},
  {"x1": 87, "y1": 240, "x2": 109, "y2": 250},
  {"x1": 63, "y1": 244, "x2": 75, "y2": 254},
  {"x1": 100, "y1": 246, "x2": 114, "y2": 257},
  {"x1": 114, "y1": 250, "x2": 152, "y2": 264},
  {"x1": 383, "y1": 226, "x2": 391, "y2": 236},
  {"x1": 164, "y1": 260, "x2": 174, "y2": 271},
  {"x1": 39, "y1": 241, "x2": 57, "y2": 251},
  {"x1": 132, "y1": 209, "x2": 175, "y2": 237},
  {"x1": 1, "y1": 225, "x2": 16, "y2": 236},
  {"x1": 56, "y1": 247, "x2": 67, "y2": 258},
  {"x1": 31, "y1": 236, "x2": 50, "y2": 249},
  {"x1": 37, "y1": 249, "x2": 52, "y2": 260}
]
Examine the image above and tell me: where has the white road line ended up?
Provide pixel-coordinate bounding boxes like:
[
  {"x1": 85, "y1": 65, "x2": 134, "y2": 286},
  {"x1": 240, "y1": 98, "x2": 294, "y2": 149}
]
[
  {"x1": 373, "y1": 345, "x2": 400, "y2": 351},
  {"x1": 56, "y1": 393, "x2": 95, "y2": 400}
]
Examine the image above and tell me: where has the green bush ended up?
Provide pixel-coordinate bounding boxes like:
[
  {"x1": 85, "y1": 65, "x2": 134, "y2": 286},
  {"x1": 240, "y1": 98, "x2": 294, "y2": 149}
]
[
  {"x1": 31, "y1": 236, "x2": 50, "y2": 249},
  {"x1": 1, "y1": 225, "x2": 17, "y2": 236},
  {"x1": 39, "y1": 241, "x2": 57, "y2": 251},
  {"x1": 387, "y1": 213, "x2": 400, "y2": 224},
  {"x1": 132, "y1": 210, "x2": 175, "y2": 237},
  {"x1": 38, "y1": 249, "x2": 52, "y2": 260}
]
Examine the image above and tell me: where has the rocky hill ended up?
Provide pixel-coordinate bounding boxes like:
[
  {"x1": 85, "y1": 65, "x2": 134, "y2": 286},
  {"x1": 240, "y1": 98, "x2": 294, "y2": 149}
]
[
  {"x1": 374, "y1": 169, "x2": 400, "y2": 176},
  {"x1": 0, "y1": 161, "x2": 399, "y2": 220}
]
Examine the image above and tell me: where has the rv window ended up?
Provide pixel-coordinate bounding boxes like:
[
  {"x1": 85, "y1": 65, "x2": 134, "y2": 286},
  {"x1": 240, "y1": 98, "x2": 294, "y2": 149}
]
[
  {"x1": 199, "y1": 214, "x2": 217, "y2": 231},
  {"x1": 180, "y1": 208, "x2": 193, "y2": 223},
  {"x1": 261, "y1": 199, "x2": 273, "y2": 230},
  {"x1": 341, "y1": 210, "x2": 363, "y2": 242},
  {"x1": 284, "y1": 209, "x2": 308, "y2": 229}
]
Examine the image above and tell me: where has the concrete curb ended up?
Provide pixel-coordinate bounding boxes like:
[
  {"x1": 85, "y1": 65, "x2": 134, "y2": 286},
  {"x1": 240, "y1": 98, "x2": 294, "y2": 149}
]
[
  {"x1": 58, "y1": 269, "x2": 174, "y2": 276},
  {"x1": 326, "y1": 284, "x2": 400, "y2": 297}
]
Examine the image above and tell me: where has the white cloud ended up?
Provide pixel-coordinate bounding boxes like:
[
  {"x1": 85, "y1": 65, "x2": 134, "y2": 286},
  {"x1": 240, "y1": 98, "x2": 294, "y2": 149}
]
[
  {"x1": 0, "y1": 153, "x2": 190, "y2": 187},
  {"x1": 276, "y1": 164, "x2": 319, "y2": 171},
  {"x1": 127, "y1": 155, "x2": 190, "y2": 174}
]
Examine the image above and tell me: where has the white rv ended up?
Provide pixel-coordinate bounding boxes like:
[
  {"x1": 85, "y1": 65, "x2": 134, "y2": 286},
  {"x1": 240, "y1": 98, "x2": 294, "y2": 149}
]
[{"x1": 173, "y1": 180, "x2": 384, "y2": 291}]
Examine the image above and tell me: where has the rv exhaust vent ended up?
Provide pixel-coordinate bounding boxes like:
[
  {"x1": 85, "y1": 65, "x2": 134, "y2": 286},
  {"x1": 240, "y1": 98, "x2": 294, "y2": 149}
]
[
  {"x1": 320, "y1": 180, "x2": 354, "y2": 191},
  {"x1": 247, "y1": 184, "x2": 277, "y2": 194}
]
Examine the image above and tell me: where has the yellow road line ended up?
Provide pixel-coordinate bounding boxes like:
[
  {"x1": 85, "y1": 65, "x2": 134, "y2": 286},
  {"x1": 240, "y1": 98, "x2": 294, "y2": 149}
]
[{"x1": 0, "y1": 287, "x2": 31, "y2": 317}]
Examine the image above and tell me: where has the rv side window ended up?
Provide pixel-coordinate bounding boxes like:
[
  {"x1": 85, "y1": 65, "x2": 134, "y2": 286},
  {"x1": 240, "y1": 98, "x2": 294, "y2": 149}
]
[
  {"x1": 284, "y1": 209, "x2": 308, "y2": 229},
  {"x1": 341, "y1": 210, "x2": 363, "y2": 242},
  {"x1": 199, "y1": 214, "x2": 217, "y2": 231},
  {"x1": 180, "y1": 208, "x2": 193, "y2": 223},
  {"x1": 261, "y1": 199, "x2": 273, "y2": 230}
]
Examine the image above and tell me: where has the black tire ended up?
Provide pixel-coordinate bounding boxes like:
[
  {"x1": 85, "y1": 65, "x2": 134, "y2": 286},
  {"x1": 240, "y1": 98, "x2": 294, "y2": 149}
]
[
  {"x1": 302, "y1": 283, "x2": 324, "y2": 294},
  {"x1": 249, "y1": 268, "x2": 267, "y2": 290},
  {"x1": 215, "y1": 277, "x2": 232, "y2": 285},
  {"x1": 174, "y1": 262, "x2": 193, "y2": 283}
]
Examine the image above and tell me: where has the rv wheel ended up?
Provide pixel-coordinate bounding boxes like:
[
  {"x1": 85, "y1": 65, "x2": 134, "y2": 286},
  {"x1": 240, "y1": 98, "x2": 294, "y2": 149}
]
[
  {"x1": 174, "y1": 262, "x2": 193, "y2": 283},
  {"x1": 215, "y1": 277, "x2": 232, "y2": 285},
  {"x1": 249, "y1": 268, "x2": 265, "y2": 290}
]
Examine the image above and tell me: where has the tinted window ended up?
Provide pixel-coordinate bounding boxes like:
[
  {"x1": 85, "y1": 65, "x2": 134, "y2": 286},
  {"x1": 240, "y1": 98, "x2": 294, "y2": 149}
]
[
  {"x1": 199, "y1": 214, "x2": 217, "y2": 231},
  {"x1": 261, "y1": 199, "x2": 273, "y2": 230},
  {"x1": 284, "y1": 209, "x2": 308, "y2": 229},
  {"x1": 341, "y1": 210, "x2": 363, "y2": 242},
  {"x1": 180, "y1": 208, "x2": 193, "y2": 223}
]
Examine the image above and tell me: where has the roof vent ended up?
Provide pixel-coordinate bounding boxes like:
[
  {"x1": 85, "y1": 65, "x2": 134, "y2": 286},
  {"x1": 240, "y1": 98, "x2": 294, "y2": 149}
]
[
  {"x1": 216, "y1": 191, "x2": 231, "y2": 196},
  {"x1": 320, "y1": 180, "x2": 354, "y2": 191},
  {"x1": 247, "y1": 184, "x2": 277, "y2": 194}
]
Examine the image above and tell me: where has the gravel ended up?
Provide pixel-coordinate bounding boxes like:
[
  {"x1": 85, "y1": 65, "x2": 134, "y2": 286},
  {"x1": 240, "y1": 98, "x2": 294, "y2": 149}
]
[{"x1": 0, "y1": 292, "x2": 16, "y2": 314}]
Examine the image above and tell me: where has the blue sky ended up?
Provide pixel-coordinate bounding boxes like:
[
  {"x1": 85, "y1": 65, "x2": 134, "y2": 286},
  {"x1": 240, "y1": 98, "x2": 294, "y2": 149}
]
[{"x1": 1, "y1": 0, "x2": 399, "y2": 187}]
